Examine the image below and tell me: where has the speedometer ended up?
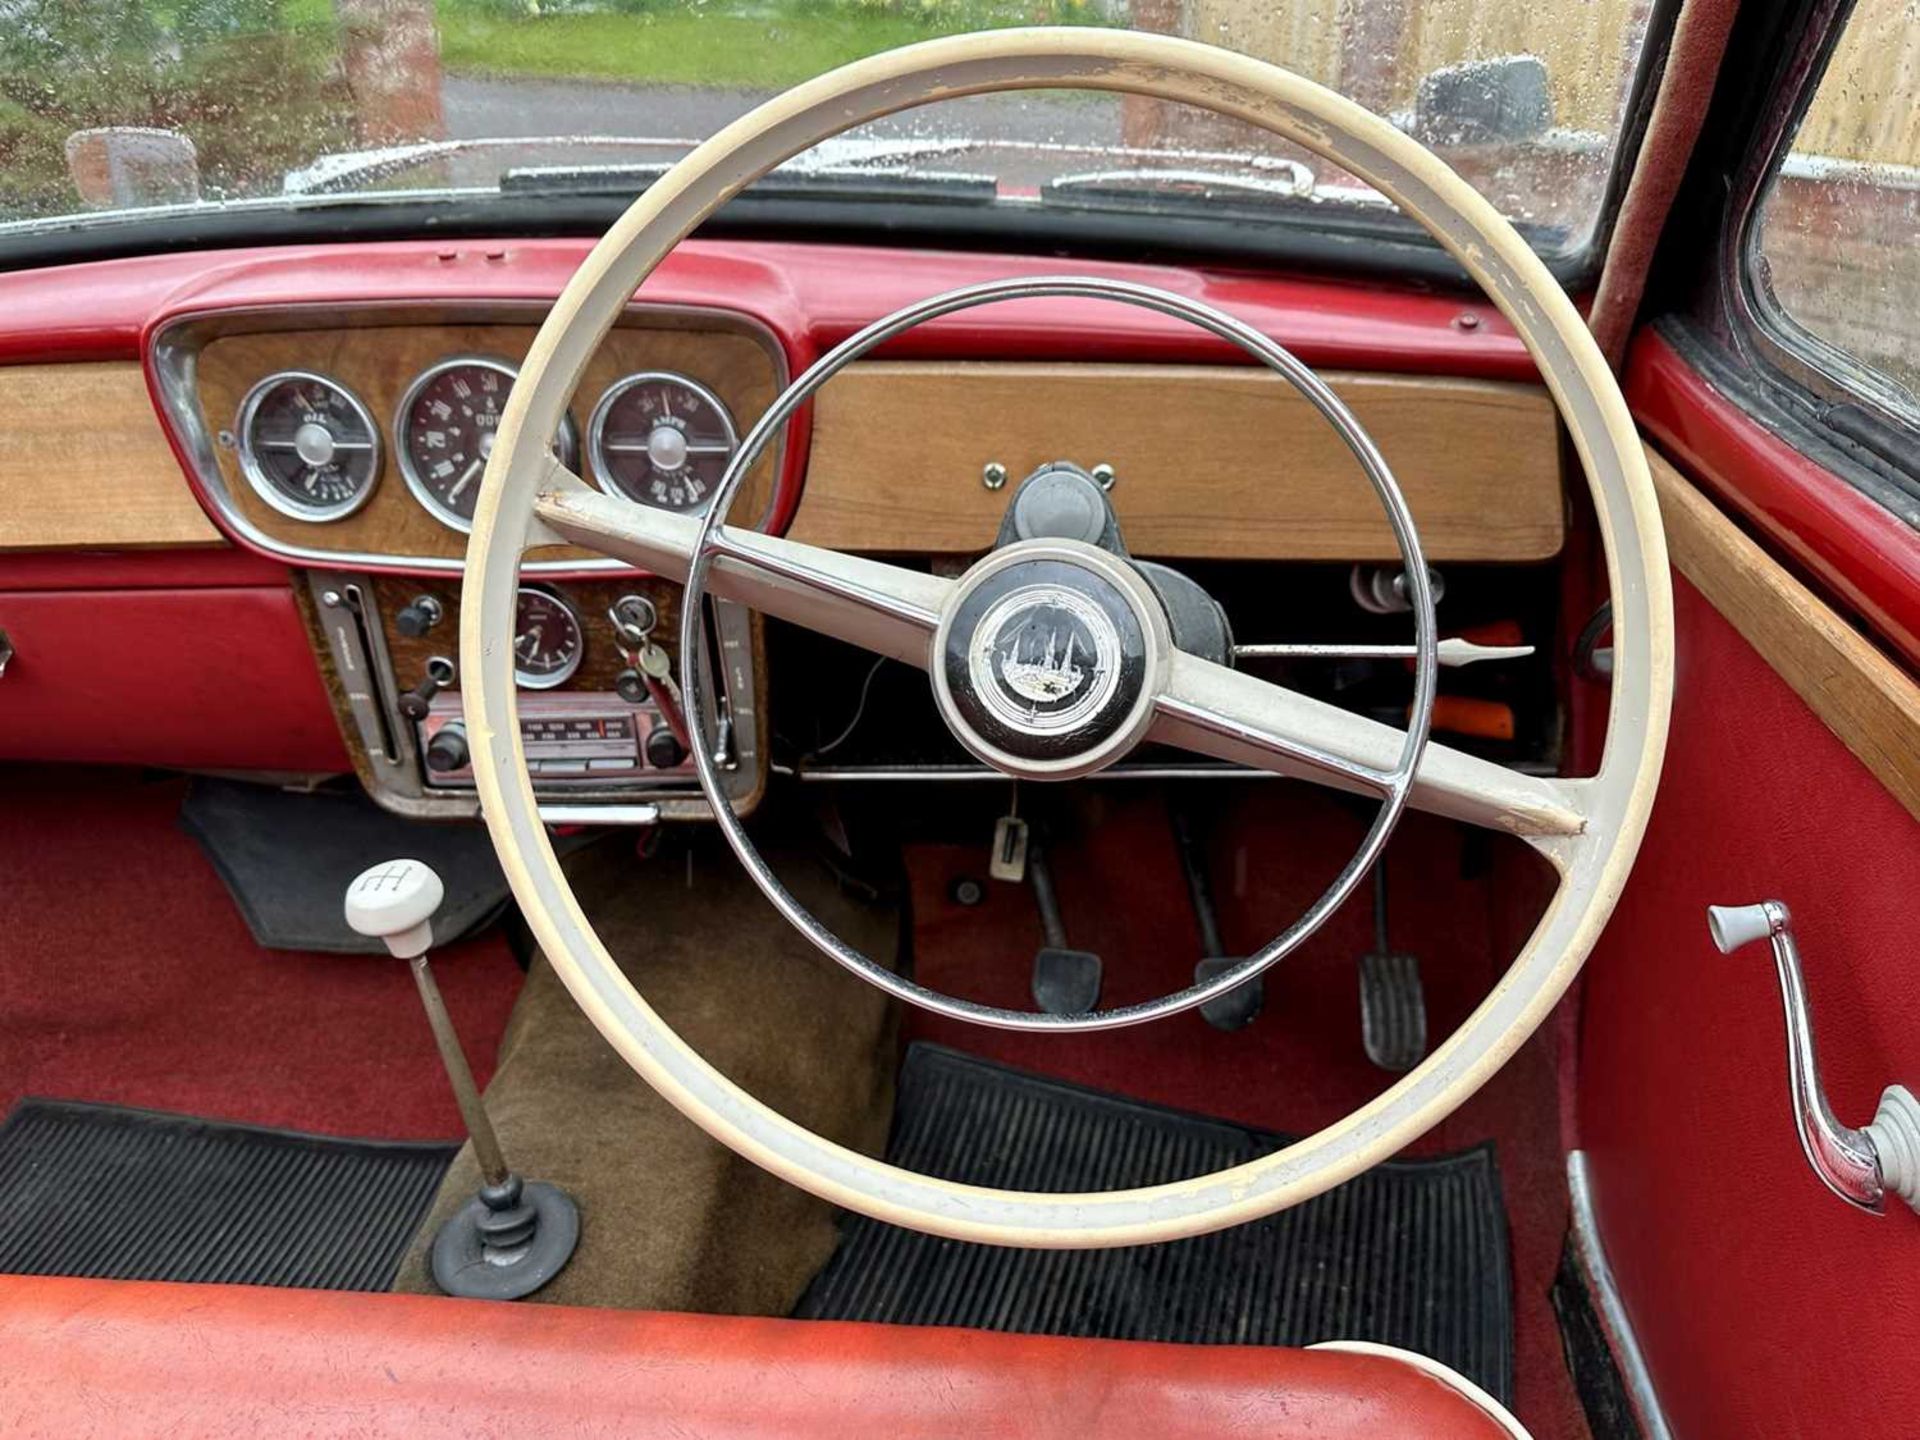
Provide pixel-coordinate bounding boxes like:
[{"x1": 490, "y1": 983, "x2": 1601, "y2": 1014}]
[
  {"x1": 513, "y1": 587, "x2": 584, "y2": 689},
  {"x1": 236, "y1": 371, "x2": 380, "y2": 522},
  {"x1": 397, "y1": 357, "x2": 579, "y2": 532},
  {"x1": 587, "y1": 372, "x2": 738, "y2": 514}
]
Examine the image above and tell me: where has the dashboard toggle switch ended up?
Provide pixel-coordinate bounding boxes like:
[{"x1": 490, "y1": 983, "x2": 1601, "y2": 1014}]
[{"x1": 399, "y1": 654, "x2": 456, "y2": 721}]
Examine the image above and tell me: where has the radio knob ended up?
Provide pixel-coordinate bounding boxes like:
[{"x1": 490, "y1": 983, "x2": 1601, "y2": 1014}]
[
  {"x1": 645, "y1": 724, "x2": 687, "y2": 770},
  {"x1": 425, "y1": 722, "x2": 470, "y2": 773}
]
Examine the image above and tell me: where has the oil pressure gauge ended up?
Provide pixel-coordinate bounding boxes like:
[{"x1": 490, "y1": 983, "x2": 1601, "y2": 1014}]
[
  {"x1": 513, "y1": 586, "x2": 584, "y2": 689},
  {"x1": 236, "y1": 371, "x2": 380, "y2": 521},
  {"x1": 588, "y1": 371, "x2": 739, "y2": 514},
  {"x1": 397, "y1": 357, "x2": 579, "y2": 532}
]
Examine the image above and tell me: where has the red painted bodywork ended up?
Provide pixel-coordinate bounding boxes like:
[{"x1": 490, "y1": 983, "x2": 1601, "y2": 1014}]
[
  {"x1": 1626, "y1": 329, "x2": 1920, "y2": 669},
  {"x1": 0, "y1": 586, "x2": 347, "y2": 772},
  {"x1": 0, "y1": 1275, "x2": 1516, "y2": 1438},
  {"x1": 1575, "y1": 575, "x2": 1920, "y2": 1439}
]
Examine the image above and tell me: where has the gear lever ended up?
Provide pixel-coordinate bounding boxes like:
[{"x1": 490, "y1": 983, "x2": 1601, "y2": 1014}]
[{"x1": 344, "y1": 859, "x2": 579, "y2": 1300}]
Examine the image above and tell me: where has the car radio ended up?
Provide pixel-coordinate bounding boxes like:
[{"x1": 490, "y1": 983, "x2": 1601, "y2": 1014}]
[{"x1": 415, "y1": 692, "x2": 694, "y2": 788}]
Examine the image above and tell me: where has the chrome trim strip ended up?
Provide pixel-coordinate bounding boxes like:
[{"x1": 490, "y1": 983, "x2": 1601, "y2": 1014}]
[
  {"x1": 537, "y1": 803, "x2": 661, "y2": 827},
  {"x1": 149, "y1": 300, "x2": 789, "y2": 576},
  {"x1": 1567, "y1": 1150, "x2": 1675, "y2": 1440},
  {"x1": 774, "y1": 761, "x2": 1272, "y2": 782}
]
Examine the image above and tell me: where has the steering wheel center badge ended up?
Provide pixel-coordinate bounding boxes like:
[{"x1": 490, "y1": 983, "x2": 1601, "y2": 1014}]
[{"x1": 969, "y1": 584, "x2": 1123, "y2": 736}]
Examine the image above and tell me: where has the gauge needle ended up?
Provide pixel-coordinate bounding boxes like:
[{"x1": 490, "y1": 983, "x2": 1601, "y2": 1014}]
[{"x1": 447, "y1": 458, "x2": 483, "y2": 504}]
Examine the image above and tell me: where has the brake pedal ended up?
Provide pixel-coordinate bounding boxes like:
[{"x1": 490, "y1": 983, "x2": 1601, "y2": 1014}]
[
  {"x1": 1358, "y1": 861, "x2": 1426, "y2": 1071},
  {"x1": 1027, "y1": 840, "x2": 1101, "y2": 1015},
  {"x1": 1171, "y1": 803, "x2": 1261, "y2": 1031}
]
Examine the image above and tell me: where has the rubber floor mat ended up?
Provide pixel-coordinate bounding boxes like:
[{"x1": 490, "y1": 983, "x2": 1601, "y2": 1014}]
[
  {"x1": 798, "y1": 1044, "x2": 1514, "y2": 1402},
  {"x1": 0, "y1": 1100, "x2": 454, "y2": 1291},
  {"x1": 180, "y1": 776, "x2": 551, "y2": 953}
]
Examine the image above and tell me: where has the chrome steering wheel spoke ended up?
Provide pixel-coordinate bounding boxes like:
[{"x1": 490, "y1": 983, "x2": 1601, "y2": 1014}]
[
  {"x1": 1151, "y1": 650, "x2": 1585, "y2": 841},
  {"x1": 532, "y1": 460, "x2": 951, "y2": 668}
]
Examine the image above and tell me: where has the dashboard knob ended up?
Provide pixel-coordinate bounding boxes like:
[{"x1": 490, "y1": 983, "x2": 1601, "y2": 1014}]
[
  {"x1": 396, "y1": 594, "x2": 444, "y2": 639},
  {"x1": 425, "y1": 722, "x2": 470, "y2": 773},
  {"x1": 645, "y1": 724, "x2": 688, "y2": 770}
]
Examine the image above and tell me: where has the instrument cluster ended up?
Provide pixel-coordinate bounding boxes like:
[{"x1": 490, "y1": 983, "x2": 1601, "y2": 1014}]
[{"x1": 235, "y1": 357, "x2": 742, "y2": 530}]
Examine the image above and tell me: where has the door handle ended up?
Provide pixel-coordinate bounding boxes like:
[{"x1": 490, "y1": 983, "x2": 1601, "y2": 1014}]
[{"x1": 1709, "y1": 901, "x2": 1920, "y2": 1215}]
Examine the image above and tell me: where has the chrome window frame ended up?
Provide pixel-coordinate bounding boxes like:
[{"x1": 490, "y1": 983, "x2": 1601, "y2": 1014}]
[{"x1": 1728, "y1": 0, "x2": 1920, "y2": 441}]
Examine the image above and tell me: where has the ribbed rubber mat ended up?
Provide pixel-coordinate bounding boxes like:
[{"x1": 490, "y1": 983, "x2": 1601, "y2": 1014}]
[
  {"x1": 0, "y1": 1100, "x2": 454, "y2": 1291},
  {"x1": 799, "y1": 1044, "x2": 1514, "y2": 1402}
]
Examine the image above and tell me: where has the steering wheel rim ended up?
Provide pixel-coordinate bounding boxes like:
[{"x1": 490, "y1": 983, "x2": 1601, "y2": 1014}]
[{"x1": 462, "y1": 27, "x2": 1672, "y2": 1247}]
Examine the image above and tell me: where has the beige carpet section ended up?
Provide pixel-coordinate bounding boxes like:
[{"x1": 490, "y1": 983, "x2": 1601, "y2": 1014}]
[{"x1": 394, "y1": 838, "x2": 901, "y2": 1313}]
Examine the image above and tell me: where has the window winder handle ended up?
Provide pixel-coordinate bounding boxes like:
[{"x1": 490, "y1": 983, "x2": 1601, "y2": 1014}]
[{"x1": 1708, "y1": 900, "x2": 1920, "y2": 1216}]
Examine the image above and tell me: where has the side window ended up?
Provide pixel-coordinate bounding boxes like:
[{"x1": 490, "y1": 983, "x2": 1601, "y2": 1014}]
[{"x1": 1747, "y1": 0, "x2": 1920, "y2": 428}]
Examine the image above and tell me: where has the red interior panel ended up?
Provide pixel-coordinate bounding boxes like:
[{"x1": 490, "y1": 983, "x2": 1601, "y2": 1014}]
[
  {"x1": 1575, "y1": 574, "x2": 1920, "y2": 1439},
  {"x1": 0, "y1": 586, "x2": 346, "y2": 772}
]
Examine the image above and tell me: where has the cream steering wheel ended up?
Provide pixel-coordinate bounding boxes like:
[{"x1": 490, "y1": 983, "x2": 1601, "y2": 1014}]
[{"x1": 462, "y1": 28, "x2": 1672, "y2": 1247}]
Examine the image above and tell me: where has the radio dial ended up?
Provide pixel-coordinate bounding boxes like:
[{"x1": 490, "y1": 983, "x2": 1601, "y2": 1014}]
[
  {"x1": 425, "y1": 722, "x2": 470, "y2": 774},
  {"x1": 645, "y1": 725, "x2": 688, "y2": 770}
]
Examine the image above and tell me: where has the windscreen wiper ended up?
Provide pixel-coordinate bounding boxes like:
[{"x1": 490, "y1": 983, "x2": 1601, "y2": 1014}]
[
  {"x1": 497, "y1": 162, "x2": 998, "y2": 207},
  {"x1": 1044, "y1": 162, "x2": 1319, "y2": 206}
]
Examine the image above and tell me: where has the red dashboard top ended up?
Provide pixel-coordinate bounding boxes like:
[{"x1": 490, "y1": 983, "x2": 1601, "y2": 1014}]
[{"x1": 0, "y1": 237, "x2": 1533, "y2": 379}]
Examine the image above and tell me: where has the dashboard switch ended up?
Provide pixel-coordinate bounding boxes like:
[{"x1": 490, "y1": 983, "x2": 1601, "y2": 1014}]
[{"x1": 395, "y1": 594, "x2": 445, "y2": 638}]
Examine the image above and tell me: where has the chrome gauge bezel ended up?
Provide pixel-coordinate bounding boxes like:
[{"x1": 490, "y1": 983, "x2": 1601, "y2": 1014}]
[
  {"x1": 586, "y1": 370, "x2": 739, "y2": 516},
  {"x1": 512, "y1": 585, "x2": 586, "y2": 690},
  {"x1": 235, "y1": 369, "x2": 382, "y2": 523},
  {"x1": 396, "y1": 355, "x2": 579, "y2": 534}
]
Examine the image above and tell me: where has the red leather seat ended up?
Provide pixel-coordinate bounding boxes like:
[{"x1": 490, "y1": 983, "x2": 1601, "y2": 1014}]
[{"x1": 0, "y1": 1274, "x2": 1521, "y2": 1437}]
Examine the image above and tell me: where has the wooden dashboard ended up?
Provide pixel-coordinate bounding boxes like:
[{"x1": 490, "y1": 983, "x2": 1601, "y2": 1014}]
[
  {"x1": 1, "y1": 345, "x2": 1564, "y2": 567},
  {"x1": 150, "y1": 304, "x2": 787, "y2": 570},
  {"x1": 794, "y1": 362, "x2": 1563, "y2": 560}
]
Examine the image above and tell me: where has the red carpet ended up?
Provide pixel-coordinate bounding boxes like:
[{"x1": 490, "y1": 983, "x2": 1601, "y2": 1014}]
[
  {"x1": 0, "y1": 766, "x2": 523, "y2": 1140},
  {"x1": 902, "y1": 787, "x2": 1584, "y2": 1440}
]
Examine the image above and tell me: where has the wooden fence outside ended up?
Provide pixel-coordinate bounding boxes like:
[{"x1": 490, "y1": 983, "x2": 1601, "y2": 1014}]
[{"x1": 1177, "y1": 0, "x2": 1919, "y2": 166}]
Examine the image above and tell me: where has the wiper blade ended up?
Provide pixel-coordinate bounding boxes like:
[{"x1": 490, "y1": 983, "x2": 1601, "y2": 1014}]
[
  {"x1": 285, "y1": 133, "x2": 1001, "y2": 201},
  {"x1": 498, "y1": 162, "x2": 998, "y2": 206},
  {"x1": 1045, "y1": 162, "x2": 1318, "y2": 206}
]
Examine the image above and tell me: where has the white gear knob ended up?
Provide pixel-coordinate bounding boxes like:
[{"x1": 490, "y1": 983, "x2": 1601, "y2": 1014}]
[{"x1": 344, "y1": 858, "x2": 445, "y2": 959}]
